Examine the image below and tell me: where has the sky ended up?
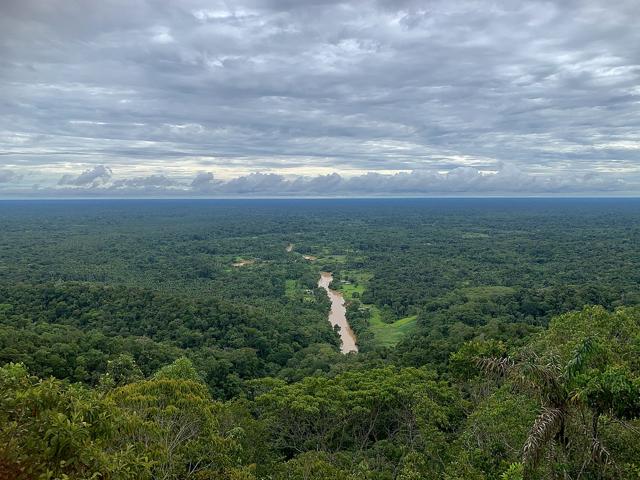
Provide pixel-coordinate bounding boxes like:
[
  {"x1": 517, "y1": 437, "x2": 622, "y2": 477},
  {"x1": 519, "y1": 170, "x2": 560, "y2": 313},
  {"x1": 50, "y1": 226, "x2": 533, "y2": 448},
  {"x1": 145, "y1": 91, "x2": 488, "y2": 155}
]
[{"x1": 1, "y1": 0, "x2": 639, "y2": 196}]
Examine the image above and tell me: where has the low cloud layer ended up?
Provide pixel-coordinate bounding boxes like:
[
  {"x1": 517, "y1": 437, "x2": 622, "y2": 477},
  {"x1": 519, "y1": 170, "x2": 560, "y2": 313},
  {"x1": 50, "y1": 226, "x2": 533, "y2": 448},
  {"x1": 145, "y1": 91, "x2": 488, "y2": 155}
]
[
  {"x1": 1, "y1": 0, "x2": 639, "y2": 195},
  {"x1": 58, "y1": 165, "x2": 113, "y2": 186},
  {"x1": 0, "y1": 163, "x2": 634, "y2": 197},
  {"x1": 0, "y1": 169, "x2": 20, "y2": 184}
]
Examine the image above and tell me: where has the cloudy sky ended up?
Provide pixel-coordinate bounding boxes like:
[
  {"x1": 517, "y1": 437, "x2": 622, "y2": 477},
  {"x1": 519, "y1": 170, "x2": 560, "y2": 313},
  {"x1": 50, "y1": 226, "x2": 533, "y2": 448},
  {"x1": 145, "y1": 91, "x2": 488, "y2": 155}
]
[{"x1": 1, "y1": 0, "x2": 639, "y2": 196}]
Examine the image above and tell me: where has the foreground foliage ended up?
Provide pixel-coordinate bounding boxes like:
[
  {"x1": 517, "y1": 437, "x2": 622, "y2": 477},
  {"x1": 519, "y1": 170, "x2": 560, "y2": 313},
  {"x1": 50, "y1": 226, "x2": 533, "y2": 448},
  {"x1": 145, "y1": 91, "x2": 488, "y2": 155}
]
[{"x1": 2, "y1": 307, "x2": 639, "y2": 479}]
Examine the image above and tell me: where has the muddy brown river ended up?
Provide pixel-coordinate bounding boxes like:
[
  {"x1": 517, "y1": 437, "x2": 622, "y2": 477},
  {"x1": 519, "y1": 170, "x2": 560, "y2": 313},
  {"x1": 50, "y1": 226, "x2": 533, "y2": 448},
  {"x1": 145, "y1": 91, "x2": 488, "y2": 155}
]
[{"x1": 318, "y1": 272, "x2": 358, "y2": 354}]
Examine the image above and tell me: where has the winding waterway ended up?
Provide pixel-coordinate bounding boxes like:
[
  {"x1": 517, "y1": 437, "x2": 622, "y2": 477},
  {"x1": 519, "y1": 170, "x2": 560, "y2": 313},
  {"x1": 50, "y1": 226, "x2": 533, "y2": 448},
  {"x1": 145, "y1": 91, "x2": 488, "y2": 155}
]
[{"x1": 318, "y1": 272, "x2": 358, "y2": 354}]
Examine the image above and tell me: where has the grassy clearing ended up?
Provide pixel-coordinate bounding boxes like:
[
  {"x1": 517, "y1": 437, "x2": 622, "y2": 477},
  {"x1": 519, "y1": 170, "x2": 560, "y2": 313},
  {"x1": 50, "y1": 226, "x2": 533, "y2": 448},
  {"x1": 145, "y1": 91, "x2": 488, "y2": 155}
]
[
  {"x1": 335, "y1": 269, "x2": 418, "y2": 347},
  {"x1": 305, "y1": 247, "x2": 348, "y2": 264},
  {"x1": 293, "y1": 249, "x2": 346, "y2": 264},
  {"x1": 368, "y1": 306, "x2": 418, "y2": 347},
  {"x1": 317, "y1": 254, "x2": 347, "y2": 264},
  {"x1": 285, "y1": 279, "x2": 315, "y2": 302},
  {"x1": 232, "y1": 257, "x2": 256, "y2": 267},
  {"x1": 341, "y1": 269, "x2": 373, "y2": 283},
  {"x1": 339, "y1": 281, "x2": 365, "y2": 298},
  {"x1": 336, "y1": 270, "x2": 372, "y2": 298},
  {"x1": 334, "y1": 270, "x2": 369, "y2": 301}
]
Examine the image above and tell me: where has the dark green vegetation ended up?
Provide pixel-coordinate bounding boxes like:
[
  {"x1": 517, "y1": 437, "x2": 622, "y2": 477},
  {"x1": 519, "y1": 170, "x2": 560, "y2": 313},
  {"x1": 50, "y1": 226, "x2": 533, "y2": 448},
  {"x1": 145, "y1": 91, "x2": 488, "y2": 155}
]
[{"x1": 1, "y1": 198, "x2": 639, "y2": 479}]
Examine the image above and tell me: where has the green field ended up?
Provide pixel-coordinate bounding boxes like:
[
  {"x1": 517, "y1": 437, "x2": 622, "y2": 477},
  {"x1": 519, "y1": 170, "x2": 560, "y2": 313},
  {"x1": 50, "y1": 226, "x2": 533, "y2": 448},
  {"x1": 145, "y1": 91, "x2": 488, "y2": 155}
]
[
  {"x1": 368, "y1": 307, "x2": 418, "y2": 347},
  {"x1": 338, "y1": 280, "x2": 365, "y2": 298},
  {"x1": 285, "y1": 278, "x2": 315, "y2": 302},
  {"x1": 336, "y1": 269, "x2": 418, "y2": 347}
]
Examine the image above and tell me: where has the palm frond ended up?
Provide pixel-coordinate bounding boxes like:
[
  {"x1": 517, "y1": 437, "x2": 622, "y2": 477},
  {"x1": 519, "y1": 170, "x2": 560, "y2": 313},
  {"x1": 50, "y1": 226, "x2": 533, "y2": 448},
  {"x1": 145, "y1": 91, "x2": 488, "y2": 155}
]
[
  {"x1": 522, "y1": 407, "x2": 564, "y2": 467},
  {"x1": 512, "y1": 355, "x2": 563, "y2": 399},
  {"x1": 565, "y1": 337, "x2": 597, "y2": 381},
  {"x1": 476, "y1": 356, "x2": 514, "y2": 378},
  {"x1": 591, "y1": 436, "x2": 610, "y2": 465}
]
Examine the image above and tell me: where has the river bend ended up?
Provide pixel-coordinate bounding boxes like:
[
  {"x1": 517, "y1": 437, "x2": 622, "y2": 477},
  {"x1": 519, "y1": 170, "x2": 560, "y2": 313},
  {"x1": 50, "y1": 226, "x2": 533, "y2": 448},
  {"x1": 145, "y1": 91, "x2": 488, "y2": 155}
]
[{"x1": 318, "y1": 272, "x2": 358, "y2": 354}]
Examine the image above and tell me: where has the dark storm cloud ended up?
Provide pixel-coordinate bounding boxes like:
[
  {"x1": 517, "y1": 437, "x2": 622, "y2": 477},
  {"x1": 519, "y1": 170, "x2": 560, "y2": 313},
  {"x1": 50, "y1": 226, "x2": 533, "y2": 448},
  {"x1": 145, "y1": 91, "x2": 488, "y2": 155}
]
[{"x1": 0, "y1": 0, "x2": 639, "y2": 195}]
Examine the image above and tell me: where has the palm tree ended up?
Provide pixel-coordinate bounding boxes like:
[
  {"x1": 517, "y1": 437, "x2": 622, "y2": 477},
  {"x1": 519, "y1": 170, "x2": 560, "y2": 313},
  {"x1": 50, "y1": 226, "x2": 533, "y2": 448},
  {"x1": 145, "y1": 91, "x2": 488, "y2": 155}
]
[{"x1": 478, "y1": 337, "x2": 613, "y2": 479}]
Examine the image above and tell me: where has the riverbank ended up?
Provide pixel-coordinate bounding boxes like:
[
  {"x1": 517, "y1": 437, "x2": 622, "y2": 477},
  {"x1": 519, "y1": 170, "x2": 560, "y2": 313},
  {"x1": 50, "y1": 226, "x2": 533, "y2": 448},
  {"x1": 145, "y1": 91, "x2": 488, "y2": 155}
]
[{"x1": 317, "y1": 272, "x2": 358, "y2": 354}]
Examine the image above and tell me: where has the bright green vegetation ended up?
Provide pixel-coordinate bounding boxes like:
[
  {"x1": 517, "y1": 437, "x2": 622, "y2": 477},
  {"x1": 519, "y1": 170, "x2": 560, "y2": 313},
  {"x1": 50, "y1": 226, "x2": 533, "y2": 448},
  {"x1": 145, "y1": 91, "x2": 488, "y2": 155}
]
[
  {"x1": 1, "y1": 198, "x2": 640, "y2": 479},
  {"x1": 368, "y1": 307, "x2": 418, "y2": 347},
  {"x1": 334, "y1": 269, "x2": 418, "y2": 346},
  {"x1": 285, "y1": 278, "x2": 315, "y2": 303},
  {"x1": 336, "y1": 278, "x2": 366, "y2": 298},
  {"x1": 284, "y1": 278, "x2": 297, "y2": 299}
]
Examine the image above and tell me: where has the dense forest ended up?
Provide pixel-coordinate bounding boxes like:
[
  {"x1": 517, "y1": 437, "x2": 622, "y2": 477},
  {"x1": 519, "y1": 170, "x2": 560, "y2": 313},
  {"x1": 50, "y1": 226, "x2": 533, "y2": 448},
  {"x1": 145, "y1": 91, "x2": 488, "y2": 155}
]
[{"x1": 1, "y1": 198, "x2": 639, "y2": 479}]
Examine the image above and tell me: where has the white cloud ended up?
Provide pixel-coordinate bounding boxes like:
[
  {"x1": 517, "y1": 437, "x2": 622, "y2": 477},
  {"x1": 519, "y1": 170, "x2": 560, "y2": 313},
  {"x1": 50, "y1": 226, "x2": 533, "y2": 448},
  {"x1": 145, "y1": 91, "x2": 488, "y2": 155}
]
[{"x1": 150, "y1": 26, "x2": 174, "y2": 44}]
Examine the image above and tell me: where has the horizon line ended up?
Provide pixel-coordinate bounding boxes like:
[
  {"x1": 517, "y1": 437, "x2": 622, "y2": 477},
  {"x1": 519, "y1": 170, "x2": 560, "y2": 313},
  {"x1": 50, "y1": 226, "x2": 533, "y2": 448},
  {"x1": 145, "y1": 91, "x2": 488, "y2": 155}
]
[{"x1": 1, "y1": 195, "x2": 640, "y2": 201}]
